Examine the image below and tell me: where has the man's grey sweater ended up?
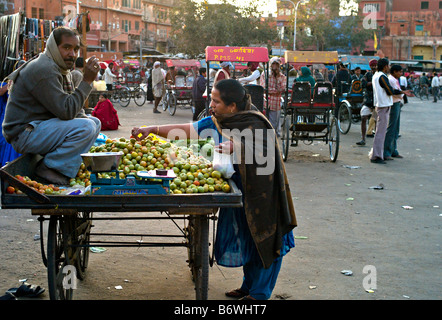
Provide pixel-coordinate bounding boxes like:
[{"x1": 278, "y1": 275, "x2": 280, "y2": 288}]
[{"x1": 2, "y1": 53, "x2": 92, "y2": 143}]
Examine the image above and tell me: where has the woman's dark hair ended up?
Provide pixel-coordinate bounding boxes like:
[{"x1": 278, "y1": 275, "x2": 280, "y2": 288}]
[
  {"x1": 100, "y1": 93, "x2": 108, "y2": 99},
  {"x1": 377, "y1": 58, "x2": 389, "y2": 72},
  {"x1": 214, "y1": 79, "x2": 249, "y2": 111},
  {"x1": 390, "y1": 64, "x2": 402, "y2": 73},
  {"x1": 53, "y1": 27, "x2": 80, "y2": 46}
]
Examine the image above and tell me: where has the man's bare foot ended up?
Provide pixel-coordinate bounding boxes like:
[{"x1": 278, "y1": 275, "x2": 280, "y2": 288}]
[{"x1": 35, "y1": 161, "x2": 70, "y2": 185}]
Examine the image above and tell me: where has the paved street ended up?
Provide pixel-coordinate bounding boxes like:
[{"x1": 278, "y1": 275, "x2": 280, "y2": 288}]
[{"x1": 0, "y1": 96, "x2": 441, "y2": 300}]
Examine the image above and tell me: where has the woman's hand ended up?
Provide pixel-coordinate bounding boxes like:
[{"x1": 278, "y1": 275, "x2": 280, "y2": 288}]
[
  {"x1": 131, "y1": 126, "x2": 154, "y2": 140},
  {"x1": 214, "y1": 141, "x2": 234, "y2": 154}
]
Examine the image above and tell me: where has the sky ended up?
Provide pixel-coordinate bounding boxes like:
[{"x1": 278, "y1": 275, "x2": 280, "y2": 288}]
[{"x1": 195, "y1": 0, "x2": 359, "y2": 16}]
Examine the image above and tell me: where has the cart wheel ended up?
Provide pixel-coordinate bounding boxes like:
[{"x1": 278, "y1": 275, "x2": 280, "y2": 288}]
[
  {"x1": 75, "y1": 212, "x2": 92, "y2": 281},
  {"x1": 338, "y1": 101, "x2": 352, "y2": 134},
  {"x1": 329, "y1": 115, "x2": 340, "y2": 162},
  {"x1": 168, "y1": 94, "x2": 177, "y2": 116},
  {"x1": 47, "y1": 216, "x2": 74, "y2": 300},
  {"x1": 281, "y1": 116, "x2": 291, "y2": 162},
  {"x1": 162, "y1": 92, "x2": 169, "y2": 111},
  {"x1": 134, "y1": 87, "x2": 146, "y2": 106},
  {"x1": 186, "y1": 216, "x2": 209, "y2": 300},
  {"x1": 119, "y1": 87, "x2": 131, "y2": 107}
]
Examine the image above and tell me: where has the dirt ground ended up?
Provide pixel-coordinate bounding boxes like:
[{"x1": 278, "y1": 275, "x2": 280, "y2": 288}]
[{"x1": 0, "y1": 96, "x2": 441, "y2": 301}]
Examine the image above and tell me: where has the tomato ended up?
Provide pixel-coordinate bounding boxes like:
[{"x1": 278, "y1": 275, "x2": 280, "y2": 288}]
[{"x1": 6, "y1": 186, "x2": 15, "y2": 194}]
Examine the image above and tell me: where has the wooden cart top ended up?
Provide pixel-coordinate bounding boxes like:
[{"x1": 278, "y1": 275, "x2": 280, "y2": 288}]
[{"x1": 0, "y1": 154, "x2": 242, "y2": 212}]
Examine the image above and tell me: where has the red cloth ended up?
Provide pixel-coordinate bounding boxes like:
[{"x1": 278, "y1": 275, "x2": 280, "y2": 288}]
[{"x1": 92, "y1": 99, "x2": 120, "y2": 130}]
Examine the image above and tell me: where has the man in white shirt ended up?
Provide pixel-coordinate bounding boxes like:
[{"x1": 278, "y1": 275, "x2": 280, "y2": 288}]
[
  {"x1": 370, "y1": 58, "x2": 409, "y2": 164},
  {"x1": 104, "y1": 62, "x2": 117, "y2": 91},
  {"x1": 238, "y1": 62, "x2": 261, "y2": 85},
  {"x1": 399, "y1": 74, "x2": 408, "y2": 104},
  {"x1": 431, "y1": 72, "x2": 439, "y2": 103}
]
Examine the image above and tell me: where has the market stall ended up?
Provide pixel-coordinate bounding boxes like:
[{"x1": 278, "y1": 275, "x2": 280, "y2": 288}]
[{"x1": 0, "y1": 134, "x2": 242, "y2": 300}]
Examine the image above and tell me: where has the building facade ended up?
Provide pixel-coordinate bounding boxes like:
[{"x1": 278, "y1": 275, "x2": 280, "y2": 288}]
[
  {"x1": 1, "y1": 0, "x2": 175, "y2": 54},
  {"x1": 360, "y1": 0, "x2": 442, "y2": 66}
]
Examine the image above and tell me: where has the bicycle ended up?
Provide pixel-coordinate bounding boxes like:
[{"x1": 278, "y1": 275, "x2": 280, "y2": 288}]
[{"x1": 109, "y1": 79, "x2": 131, "y2": 107}]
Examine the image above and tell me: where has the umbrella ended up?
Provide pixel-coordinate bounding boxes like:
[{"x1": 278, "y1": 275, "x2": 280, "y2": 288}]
[{"x1": 99, "y1": 61, "x2": 108, "y2": 69}]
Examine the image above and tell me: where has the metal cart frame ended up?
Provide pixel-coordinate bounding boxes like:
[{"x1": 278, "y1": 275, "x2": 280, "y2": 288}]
[{"x1": 0, "y1": 154, "x2": 242, "y2": 300}]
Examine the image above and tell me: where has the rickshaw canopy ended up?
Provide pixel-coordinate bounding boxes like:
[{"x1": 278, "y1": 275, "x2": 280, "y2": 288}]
[
  {"x1": 166, "y1": 59, "x2": 201, "y2": 68},
  {"x1": 205, "y1": 46, "x2": 269, "y2": 63},
  {"x1": 340, "y1": 55, "x2": 379, "y2": 71},
  {"x1": 284, "y1": 51, "x2": 339, "y2": 66}
]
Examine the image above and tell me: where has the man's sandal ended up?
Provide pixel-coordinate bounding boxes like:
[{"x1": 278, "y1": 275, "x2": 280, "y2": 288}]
[{"x1": 225, "y1": 288, "x2": 248, "y2": 299}]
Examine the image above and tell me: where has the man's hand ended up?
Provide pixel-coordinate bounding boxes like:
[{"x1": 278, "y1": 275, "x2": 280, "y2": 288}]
[
  {"x1": 83, "y1": 56, "x2": 100, "y2": 84},
  {"x1": 131, "y1": 126, "x2": 154, "y2": 141},
  {"x1": 403, "y1": 90, "x2": 414, "y2": 97}
]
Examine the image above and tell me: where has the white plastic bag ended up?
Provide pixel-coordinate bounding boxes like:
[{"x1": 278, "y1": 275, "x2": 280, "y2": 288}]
[{"x1": 212, "y1": 150, "x2": 235, "y2": 179}]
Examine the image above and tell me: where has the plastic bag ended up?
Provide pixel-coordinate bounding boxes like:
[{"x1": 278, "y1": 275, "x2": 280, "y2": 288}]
[{"x1": 212, "y1": 151, "x2": 235, "y2": 179}]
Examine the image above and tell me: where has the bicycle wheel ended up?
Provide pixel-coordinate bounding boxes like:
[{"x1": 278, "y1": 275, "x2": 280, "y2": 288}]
[
  {"x1": 197, "y1": 108, "x2": 210, "y2": 120},
  {"x1": 119, "y1": 87, "x2": 131, "y2": 107},
  {"x1": 168, "y1": 93, "x2": 177, "y2": 116},
  {"x1": 338, "y1": 101, "x2": 352, "y2": 134},
  {"x1": 134, "y1": 87, "x2": 146, "y2": 106},
  {"x1": 281, "y1": 115, "x2": 291, "y2": 162},
  {"x1": 109, "y1": 90, "x2": 118, "y2": 104},
  {"x1": 329, "y1": 114, "x2": 340, "y2": 162}
]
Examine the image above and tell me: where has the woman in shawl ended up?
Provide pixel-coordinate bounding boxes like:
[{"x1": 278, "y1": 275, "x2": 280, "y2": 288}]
[
  {"x1": 92, "y1": 94, "x2": 120, "y2": 130},
  {"x1": 152, "y1": 61, "x2": 165, "y2": 113},
  {"x1": 295, "y1": 66, "x2": 316, "y2": 94},
  {"x1": 132, "y1": 79, "x2": 297, "y2": 300}
]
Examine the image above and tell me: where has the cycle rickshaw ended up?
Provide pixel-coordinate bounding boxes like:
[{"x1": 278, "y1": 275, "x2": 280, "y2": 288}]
[
  {"x1": 200, "y1": 46, "x2": 270, "y2": 119},
  {"x1": 337, "y1": 55, "x2": 378, "y2": 134},
  {"x1": 162, "y1": 59, "x2": 201, "y2": 116},
  {"x1": 280, "y1": 50, "x2": 340, "y2": 162}
]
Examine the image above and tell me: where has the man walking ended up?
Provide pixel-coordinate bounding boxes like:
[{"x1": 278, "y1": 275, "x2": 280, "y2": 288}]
[
  {"x1": 356, "y1": 59, "x2": 377, "y2": 146},
  {"x1": 192, "y1": 67, "x2": 207, "y2": 121},
  {"x1": 260, "y1": 57, "x2": 286, "y2": 136},
  {"x1": 104, "y1": 62, "x2": 117, "y2": 91},
  {"x1": 431, "y1": 72, "x2": 439, "y2": 103}
]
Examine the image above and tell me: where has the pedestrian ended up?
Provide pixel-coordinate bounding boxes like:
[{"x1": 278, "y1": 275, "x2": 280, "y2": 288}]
[
  {"x1": 165, "y1": 65, "x2": 177, "y2": 85},
  {"x1": 333, "y1": 62, "x2": 352, "y2": 96},
  {"x1": 370, "y1": 58, "x2": 409, "y2": 164},
  {"x1": 146, "y1": 68, "x2": 154, "y2": 104},
  {"x1": 356, "y1": 59, "x2": 377, "y2": 146},
  {"x1": 214, "y1": 62, "x2": 231, "y2": 84},
  {"x1": 238, "y1": 62, "x2": 261, "y2": 85},
  {"x1": 132, "y1": 79, "x2": 297, "y2": 300},
  {"x1": 192, "y1": 67, "x2": 207, "y2": 121},
  {"x1": 104, "y1": 62, "x2": 117, "y2": 91},
  {"x1": 2, "y1": 26, "x2": 101, "y2": 184},
  {"x1": 399, "y1": 72, "x2": 408, "y2": 104},
  {"x1": 351, "y1": 67, "x2": 363, "y2": 81},
  {"x1": 384, "y1": 64, "x2": 404, "y2": 160},
  {"x1": 313, "y1": 69, "x2": 324, "y2": 81},
  {"x1": 92, "y1": 94, "x2": 120, "y2": 131},
  {"x1": 295, "y1": 66, "x2": 316, "y2": 94},
  {"x1": 152, "y1": 61, "x2": 165, "y2": 114},
  {"x1": 431, "y1": 72, "x2": 439, "y2": 103},
  {"x1": 260, "y1": 57, "x2": 286, "y2": 136}
]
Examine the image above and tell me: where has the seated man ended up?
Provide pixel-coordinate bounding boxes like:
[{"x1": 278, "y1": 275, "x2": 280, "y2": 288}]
[{"x1": 2, "y1": 27, "x2": 101, "y2": 185}]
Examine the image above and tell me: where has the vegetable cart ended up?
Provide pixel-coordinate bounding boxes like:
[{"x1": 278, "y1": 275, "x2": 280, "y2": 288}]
[{"x1": 0, "y1": 154, "x2": 242, "y2": 300}]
